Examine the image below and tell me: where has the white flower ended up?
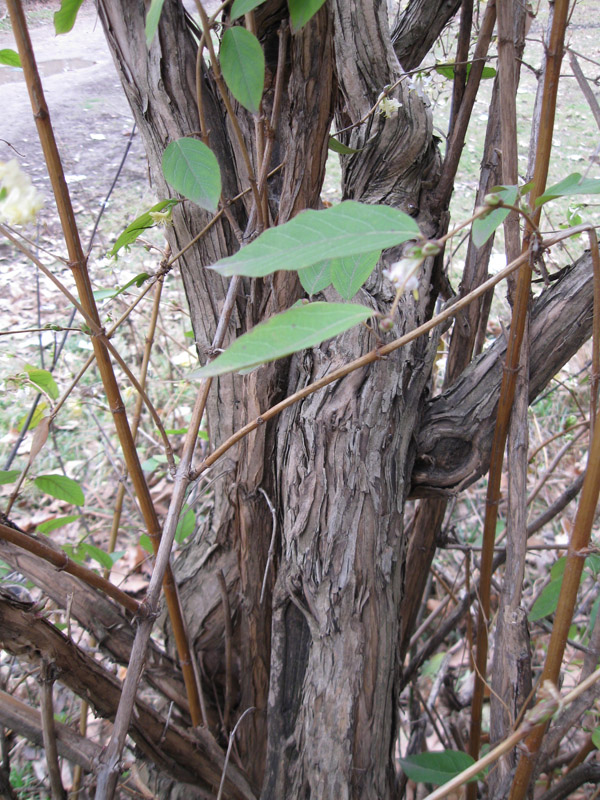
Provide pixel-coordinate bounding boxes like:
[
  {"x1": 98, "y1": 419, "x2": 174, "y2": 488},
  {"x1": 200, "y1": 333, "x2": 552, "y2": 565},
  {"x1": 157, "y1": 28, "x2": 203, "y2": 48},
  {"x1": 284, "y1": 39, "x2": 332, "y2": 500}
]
[
  {"x1": 378, "y1": 95, "x2": 402, "y2": 118},
  {"x1": 383, "y1": 256, "x2": 422, "y2": 293},
  {"x1": 408, "y1": 74, "x2": 432, "y2": 103},
  {"x1": 0, "y1": 160, "x2": 44, "y2": 225},
  {"x1": 149, "y1": 208, "x2": 173, "y2": 227}
]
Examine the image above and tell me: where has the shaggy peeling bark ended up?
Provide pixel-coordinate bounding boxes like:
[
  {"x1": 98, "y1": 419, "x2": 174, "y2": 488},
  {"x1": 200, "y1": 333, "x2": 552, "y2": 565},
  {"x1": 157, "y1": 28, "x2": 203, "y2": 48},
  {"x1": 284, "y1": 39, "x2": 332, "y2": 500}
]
[{"x1": 94, "y1": 2, "x2": 595, "y2": 798}]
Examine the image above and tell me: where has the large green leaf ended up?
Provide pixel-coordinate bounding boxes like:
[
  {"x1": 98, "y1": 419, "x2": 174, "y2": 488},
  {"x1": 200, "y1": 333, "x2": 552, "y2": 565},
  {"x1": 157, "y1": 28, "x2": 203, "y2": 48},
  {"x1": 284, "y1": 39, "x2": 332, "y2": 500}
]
[
  {"x1": 298, "y1": 260, "x2": 332, "y2": 295},
  {"x1": 231, "y1": 0, "x2": 268, "y2": 20},
  {"x1": 54, "y1": 0, "x2": 85, "y2": 34},
  {"x1": 93, "y1": 273, "x2": 151, "y2": 302},
  {"x1": 0, "y1": 49, "x2": 21, "y2": 68},
  {"x1": 535, "y1": 172, "x2": 600, "y2": 206},
  {"x1": 37, "y1": 514, "x2": 80, "y2": 534},
  {"x1": 211, "y1": 201, "x2": 420, "y2": 278},
  {"x1": 288, "y1": 0, "x2": 327, "y2": 30},
  {"x1": 529, "y1": 577, "x2": 562, "y2": 622},
  {"x1": 220, "y1": 27, "x2": 265, "y2": 114},
  {"x1": 0, "y1": 470, "x2": 20, "y2": 486},
  {"x1": 24, "y1": 365, "x2": 59, "y2": 400},
  {"x1": 328, "y1": 136, "x2": 361, "y2": 155},
  {"x1": 34, "y1": 474, "x2": 84, "y2": 506},
  {"x1": 109, "y1": 199, "x2": 179, "y2": 256},
  {"x1": 190, "y1": 301, "x2": 372, "y2": 377},
  {"x1": 175, "y1": 505, "x2": 196, "y2": 544},
  {"x1": 471, "y1": 185, "x2": 519, "y2": 248},
  {"x1": 398, "y1": 750, "x2": 480, "y2": 786},
  {"x1": 162, "y1": 138, "x2": 221, "y2": 213},
  {"x1": 145, "y1": 0, "x2": 166, "y2": 46},
  {"x1": 331, "y1": 251, "x2": 380, "y2": 299}
]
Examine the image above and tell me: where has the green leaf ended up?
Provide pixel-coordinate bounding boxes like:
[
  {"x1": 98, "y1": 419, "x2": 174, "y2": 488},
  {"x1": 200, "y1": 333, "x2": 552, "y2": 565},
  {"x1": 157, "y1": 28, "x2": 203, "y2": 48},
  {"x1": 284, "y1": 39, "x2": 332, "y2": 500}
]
[
  {"x1": 37, "y1": 514, "x2": 80, "y2": 534},
  {"x1": 529, "y1": 577, "x2": 562, "y2": 621},
  {"x1": 471, "y1": 185, "x2": 519, "y2": 248},
  {"x1": 24, "y1": 365, "x2": 59, "y2": 400},
  {"x1": 220, "y1": 27, "x2": 265, "y2": 114},
  {"x1": 212, "y1": 201, "x2": 420, "y2": 278},
  {"x1": 328, "y1": 137, "x2": 361, "y2": 155},
  {"x1": 18, "y1": 402, "x2": 48, "y2": 432},
  {"x1": 162, "y1": 138, "x2": 222, "y2": 213},
  {"x1": 139, "y1": 533, "x2": 153, "y2": 554},
  {"x1": 109, "y1": 199, "x2": 179, "y2": 256},
  {"x1": 0, "y1": 49, "x2": 21, "y2": 68},
  {"x1": 435, "y1": 62, "x2": 496, "y2": 80},
  {"x1": 331, "y1": 250, "x2": 380, "y2": 299},
  {"x1": 536, "y1": 173, "x2": 600, "y2": 206},
  {"x1": 190, "y1": 301, "x2": 372, "y2": 378},
  {"x1": 93, "y1": 273, "x2": 151, "y2": 302},
  {"x1": 299, "y1": 259, "x2": 332, "y2": 295},
  {"x1": 34, "y1": 474, "x2": 84, "y2": 506},
  {"x1": 288, "y1": 0, "x2": 327, "y2": 30},
  {"x1": 0, "y1": 470, "x2": 20, "y2": 486},
  {"x1": 145, "y1": 0, "x2": 166, "y2": 46},
  {"x1": 175, "y1": 506, "x2": 196, "y2": 544},
  {"x1": 54, "y1": 0, "x2": 85, "y2": 34},
  {"x1": 231, "y1": 0, "x2": 267, "y2": 20},
  {"x1": 591, "y1": 726, "x2": 600, "y2": 750},
  {"x1": 399, "y1": 750, "x2": 480, "y2": 786},
  {"x1": 550, "y1": 557, "x2": 567, "y2": 580},
  {"x1": 80, "y1": 542, "x2": 121, "y2": 571}
]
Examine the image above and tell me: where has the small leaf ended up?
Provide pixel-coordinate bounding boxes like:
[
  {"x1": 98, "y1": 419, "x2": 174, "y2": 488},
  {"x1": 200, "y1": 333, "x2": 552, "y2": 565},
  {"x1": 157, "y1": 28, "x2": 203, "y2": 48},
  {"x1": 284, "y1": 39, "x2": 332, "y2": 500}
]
[
  {"x1": 93, "y1": 273, "x2": 151, "y2": 302},
  {"x1": 37, "y1": 515, "x2": 80, "y2": 534},
  {"x1": 471, "y1": 185, "x2": 518, "y2": 248},
  {"x1": 435, "y1": 62, "x2": 496, "y2": 80},
  {"x1": 399, "y1": 750, "x2": 480, "y2": 786},
  {"x1": 28, "y1": 416, "x2": 50, "y2": 466},
  {"x1": 220, "y1": 27, "x2": 265, "y2": 114},
  {"x1": 175, "y1": 506, "x2": 196, "y2": 544},
  {"x1": 529, "y1": 577, "x2": 562, "y2": 621},
  {"x1": 592, "y1": 726, "x2": 600, "y2": 750},
  {"x1": 550, "y1": 556, "x2": 567, "y2": 580},
  {"x1": 80, "y1": 542, "x2": 117, "y2": 571},
  {"x1": 299, "y1": 259, "x2": 332, "y2": 295},
  {"x1": 0, "y1": 49, "x2": 21, "y2": 68},
  {"x1": 288, "y1": 0, "x2": 327, "y2": 30},
  {"x1": 536, "y1": 172, "x2": 600, "y2": 206},
  {"x1": 34, "y1": 474, "x2": 84, "y2": 506},
  {"x1": 211, "y1": 201, "x2": 420, "y2": 278},
  {"x1": 145, "y1": 0, "x2": 166, "y2": 46},
  {"x1": 231, "y1": 0, "x2": 267, "y2": 20},
  {"x1": 0, "y1": 470, "x2": 20, "y2": 485},
  {"x1": 191, "y1": 302, "x2": 372, "y2": 378},
  {"x1": 328, "y1": 137, "x2": 361, "y2": 155},
  {"x1": 331, "y1": 251, "x2": 380, "y2": 299},
  {"x1": 162, "y1": 138, "x2": 222, "y2": 213},
  {"x1": 110, "y1": 199, "x2": 179, "y2": 256},
  {"x1": 18, "y1": 402, "x2": 48, "y2": 432},
  {"x1": 24, "y1": 365, "x2": 59, "y2": 400},
  {"x1": 139, "y1": 533, "x2": 153, "y2": 554},
  {"x1": 54, "y1": 0, "x2": 85, "y2": 34}
]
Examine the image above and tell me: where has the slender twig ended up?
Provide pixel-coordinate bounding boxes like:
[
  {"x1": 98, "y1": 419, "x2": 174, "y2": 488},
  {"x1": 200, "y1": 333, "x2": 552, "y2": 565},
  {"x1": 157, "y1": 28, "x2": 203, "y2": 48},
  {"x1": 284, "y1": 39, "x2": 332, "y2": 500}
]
[
  {"x1": 194, "y1": 1, "x2": 264, "y2": 229},
  {"x1": 217, "y1": 570, "x2": 233, "y2": 731},
  {"x1": 216, "y1": 707, "x2": 255, "y2": 800},
  {"x1": 39, "y1": 661, "x2": 67, "y2": 800}
]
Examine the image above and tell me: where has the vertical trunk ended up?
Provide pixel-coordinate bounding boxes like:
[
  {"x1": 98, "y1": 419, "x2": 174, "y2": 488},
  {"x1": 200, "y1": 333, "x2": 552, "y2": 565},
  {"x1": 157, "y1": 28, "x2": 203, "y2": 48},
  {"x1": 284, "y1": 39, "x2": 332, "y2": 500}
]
[
  {"x1": 262, "y1": 3, "x2": 441, "y2": 797},
  {"x1": 98, "y1": 1, "x2": 441, "y2": 797}
]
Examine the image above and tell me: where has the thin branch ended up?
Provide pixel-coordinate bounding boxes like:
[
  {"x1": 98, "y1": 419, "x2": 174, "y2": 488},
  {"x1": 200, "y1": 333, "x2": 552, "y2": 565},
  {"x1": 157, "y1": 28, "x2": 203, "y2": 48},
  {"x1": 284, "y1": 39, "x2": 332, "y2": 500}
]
[{"x1": 39, "y1": 661, "x2": 67, "y2": 800}]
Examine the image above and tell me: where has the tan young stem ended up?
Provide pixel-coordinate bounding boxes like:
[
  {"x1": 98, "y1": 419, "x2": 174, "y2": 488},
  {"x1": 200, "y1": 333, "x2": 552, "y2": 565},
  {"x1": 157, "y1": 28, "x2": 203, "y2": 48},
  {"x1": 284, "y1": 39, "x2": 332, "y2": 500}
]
[
  {"x1": 39, "y1": 661, "x2": 67, "y2": 800},
  {"x1": 6, "y1": 0, "x2": 203, "y2": 742},
  {"x1": 468, "y1": 0, "x2": 570, "y2": 780},
  {"x1": 194, "y1": 1, "x2": 264, "y2": 230}
]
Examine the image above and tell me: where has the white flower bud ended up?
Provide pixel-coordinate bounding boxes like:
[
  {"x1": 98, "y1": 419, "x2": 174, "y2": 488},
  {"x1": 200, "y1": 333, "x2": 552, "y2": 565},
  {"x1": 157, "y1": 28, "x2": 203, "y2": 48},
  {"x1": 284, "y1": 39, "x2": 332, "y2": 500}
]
[
  {"x1": 383, "y1": 256, "x2": 422, "y2": 293},
  {"x1": 378, "y1": 95, "x2": 402, "y2": 118},
  {"x1": 0, "y1": 160, "x2": 44, "y2": 225}
]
